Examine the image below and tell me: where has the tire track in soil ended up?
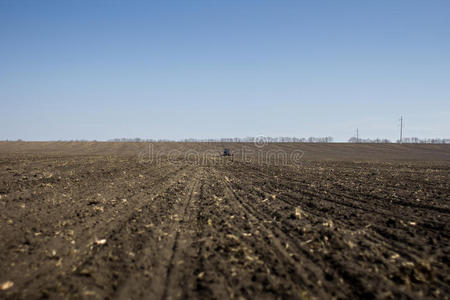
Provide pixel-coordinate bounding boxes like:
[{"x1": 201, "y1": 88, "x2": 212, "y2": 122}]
[
  {"x1": 191, "y1": 169, "x2": 263, "y2": 299},
  {"x1": 232, "y1": 163, "x2": 396, "y2": 224},
  {"x1": 217, "y1": 170, "x2": 329, "y2": 299},
  {"x1": 219, "y1": 165, "x2": 411, "y2": 299},
  {"x1": 160, "y1": 174, "x2": 200, "y2": 300},
  {"x1": 183, "y1": 169, "x2": 242, "y2": 299},
  {"x1": 114, "y1": 166, "x2": 203, "y2": 300},
  {"x1": 0, "y1": 160, "x2": 177, "y2": 298},
  {"x1": 183, "y1": 168, "x2": 292, "y2": 299},
  {"x1": 230, "y1": 163, "x2": 443, "y2": 258},
  {"x1": 238, "y1": 185, "x2": 404, "y2": 298},
  {"x1": 34, "y1": 164, "x2": 193, "y2": 299},
  {"x1": 244, "y1": 165, "x2": 445, "y2": 251},
  {"x1": 262, "y1": 163, "x2": 449, "y2": 228},
  {"x1": 221, "y1": 164, "x2": 447, "y2": 299}
]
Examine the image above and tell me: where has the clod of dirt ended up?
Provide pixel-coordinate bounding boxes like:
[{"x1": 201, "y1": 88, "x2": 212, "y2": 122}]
[
  {"x1": 95, "y1": 239, "x2": 107, "y2": 245},
  {"x1": 1, "y1": 281, "x2": 14, "y2": 290},
  {"x1": 294, "y1": 207, "x2": 308, "y2": 219},
  {"x1": 322, "y1": 220, "x2": 334, "y2": 229}
]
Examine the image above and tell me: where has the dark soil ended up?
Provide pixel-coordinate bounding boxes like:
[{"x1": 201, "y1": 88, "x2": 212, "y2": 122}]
[{"x1": 0, "y1": 142, "x2": 449, "y2": 299}]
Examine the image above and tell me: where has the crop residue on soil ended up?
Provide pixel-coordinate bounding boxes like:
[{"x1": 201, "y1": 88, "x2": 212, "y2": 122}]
[{"x1": 0, "y1": 142, "x2": 449, "y2": 299}]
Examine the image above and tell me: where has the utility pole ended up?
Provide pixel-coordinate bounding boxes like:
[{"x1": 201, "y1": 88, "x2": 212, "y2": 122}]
[
  {"x1": 400, "y1": 116, "x2": 403, "y2": 143},
  {"x1": 356, "y1": 128, "x2": 359, "y2": 143}
]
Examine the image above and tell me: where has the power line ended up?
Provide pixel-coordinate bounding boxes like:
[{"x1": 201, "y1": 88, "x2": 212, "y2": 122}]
[
  {"x1": 400, "y1": 116, "x2": 403, "y2": 143},
  {"x1": 398, "y1": 116, "x2": 404, "y2": 143}
]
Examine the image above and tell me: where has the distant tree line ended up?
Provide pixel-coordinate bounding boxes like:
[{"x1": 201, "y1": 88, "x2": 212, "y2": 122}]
[
  {"x1": 107, "y1": 136, "x2": 334, "y2": 143},
  {"x1": 108, "y1": 138, "x2": 155, "y2": 142},
  {"x1": 398, "y1": 137, "x2": 450, "y2": 144},
  {"x1": 4, "y1": 136, "x2": 447, "y2": 144},
  {"x1": 348, "y1": 137, "x2": 450, "y2": 144},
  {"x1": 348, "y1": 137, "x2": 392, "y2": 143}
]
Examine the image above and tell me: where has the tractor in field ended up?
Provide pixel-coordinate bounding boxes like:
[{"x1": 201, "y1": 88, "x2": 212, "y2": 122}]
[
  {"x1": 222, "y1": 148, "x2": 234, "y2": 161},
  {"x1": 223, "y1": 148, "x2": 232, "y2": 156}
]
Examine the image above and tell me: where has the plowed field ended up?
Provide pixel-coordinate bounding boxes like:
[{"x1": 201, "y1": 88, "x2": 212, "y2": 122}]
[{"x1": 0, "y1": 142, "x2": 449, "y2": 299}]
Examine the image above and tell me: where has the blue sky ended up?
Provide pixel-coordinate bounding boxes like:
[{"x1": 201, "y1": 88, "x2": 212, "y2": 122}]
[{"x1": 1, "y1": 0, "x2": 449, "y2": 141}]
